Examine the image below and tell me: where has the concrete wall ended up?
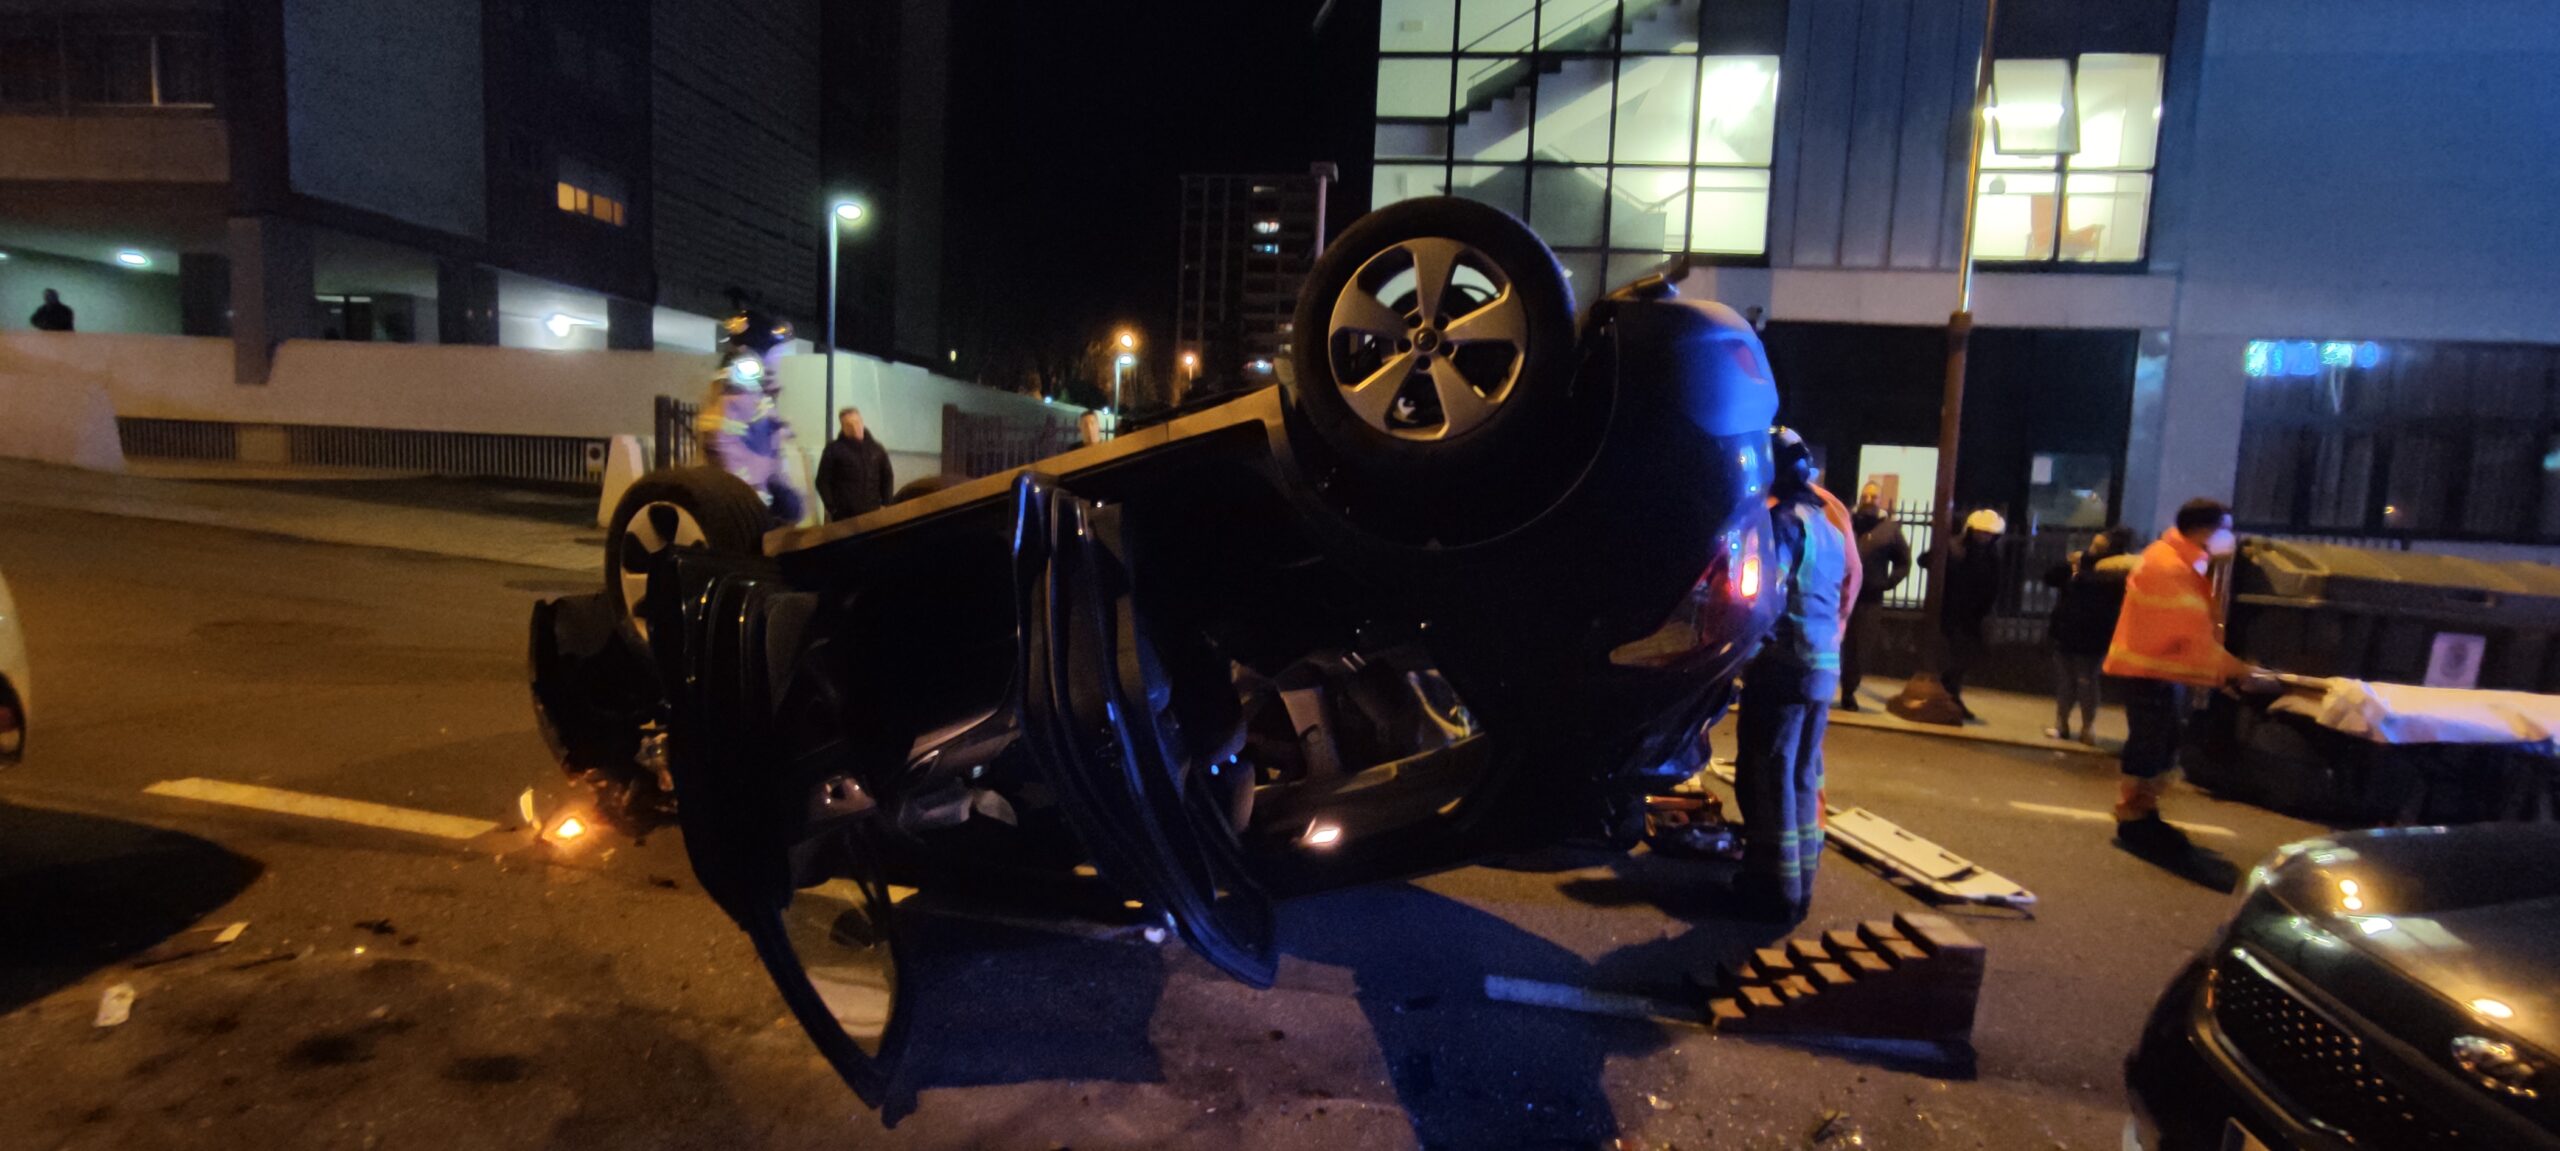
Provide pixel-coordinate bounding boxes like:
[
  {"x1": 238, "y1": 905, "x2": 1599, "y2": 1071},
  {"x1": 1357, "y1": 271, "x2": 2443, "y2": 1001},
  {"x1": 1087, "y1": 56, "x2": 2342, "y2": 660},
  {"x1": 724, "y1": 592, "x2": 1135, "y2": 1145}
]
[
  {"x1": 0, "y1": 250, "x2": 182, "y2": 335},
  {"x1": 0, "y1": 334, "x2": 1082, "y2": 487},
  {"x1": 2129, "y1": 0, "x2": 2560, "y2": 532}
]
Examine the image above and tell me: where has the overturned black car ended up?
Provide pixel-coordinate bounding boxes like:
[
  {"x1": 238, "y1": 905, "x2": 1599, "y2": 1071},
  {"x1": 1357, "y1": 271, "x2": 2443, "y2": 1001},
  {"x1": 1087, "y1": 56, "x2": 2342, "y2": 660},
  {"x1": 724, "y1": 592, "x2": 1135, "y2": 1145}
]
[{"x1": 527, "y1": 198, "x2": 1783, "y2": 1112}]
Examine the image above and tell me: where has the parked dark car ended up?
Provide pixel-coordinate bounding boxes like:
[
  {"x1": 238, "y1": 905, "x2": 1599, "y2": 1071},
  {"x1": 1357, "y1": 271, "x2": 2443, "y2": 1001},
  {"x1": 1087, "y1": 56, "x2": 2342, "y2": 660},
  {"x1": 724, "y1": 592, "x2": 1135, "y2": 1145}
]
[
  {"x1": 2127, "y1": 823, "x2": 2560, "y2": 1150},
  {"x1": 526, "y1": 197, "x2": 1786, "y2": 1116}
]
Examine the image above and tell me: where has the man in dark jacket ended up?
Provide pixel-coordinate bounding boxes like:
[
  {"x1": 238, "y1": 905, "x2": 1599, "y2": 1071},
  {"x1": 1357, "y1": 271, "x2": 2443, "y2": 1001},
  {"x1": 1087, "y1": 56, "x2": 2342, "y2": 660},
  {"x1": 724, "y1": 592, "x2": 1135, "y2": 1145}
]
[
  {"x1": 2041, "y1": 526, "x2": 2136, "y2": 743},
  {"x1": 29, "y1": 288, "x2": 73, "y2": 331},
  {"x1": 1839, "y1": 481, "x2": 1910, "y2": 711},
  {"x1": 1937, "y1": 509, "x2": 2007, "y2": 720},
  {"x1": 815, "y1": 406, "x2": 895, "y2": 522}
]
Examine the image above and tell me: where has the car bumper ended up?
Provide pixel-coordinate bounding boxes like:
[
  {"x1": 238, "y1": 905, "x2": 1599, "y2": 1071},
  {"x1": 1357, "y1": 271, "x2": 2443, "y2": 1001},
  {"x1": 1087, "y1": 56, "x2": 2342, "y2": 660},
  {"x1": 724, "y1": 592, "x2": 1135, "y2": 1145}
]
[{"x1": 2125, "y1": 956, "x2": 2354, "y2": 1151}]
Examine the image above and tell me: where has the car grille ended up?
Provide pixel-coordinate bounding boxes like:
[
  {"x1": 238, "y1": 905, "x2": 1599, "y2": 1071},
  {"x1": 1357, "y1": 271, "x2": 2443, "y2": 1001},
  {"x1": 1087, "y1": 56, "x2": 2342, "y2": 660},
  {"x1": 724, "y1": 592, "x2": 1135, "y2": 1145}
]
[{"x1": 2210, "y1": 949, "x2": 2467, "y2": 1146}]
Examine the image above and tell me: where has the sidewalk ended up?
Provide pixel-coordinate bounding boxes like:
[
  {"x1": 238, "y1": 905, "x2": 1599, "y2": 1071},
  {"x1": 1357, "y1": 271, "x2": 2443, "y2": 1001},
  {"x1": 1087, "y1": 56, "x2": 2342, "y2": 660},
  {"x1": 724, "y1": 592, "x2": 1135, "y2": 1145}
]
[
  {"x1": 1832, "y1": 675, "x2": 2124, "y2": 758},
  {"x1": 0, "y1": 459, "x2": 598, "y2": 573}
]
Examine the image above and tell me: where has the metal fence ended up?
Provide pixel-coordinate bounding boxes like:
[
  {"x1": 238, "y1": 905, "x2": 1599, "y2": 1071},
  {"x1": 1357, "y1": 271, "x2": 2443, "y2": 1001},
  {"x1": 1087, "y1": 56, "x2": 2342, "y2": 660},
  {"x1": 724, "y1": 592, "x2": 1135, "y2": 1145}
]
[
  {"x1": 940, "y1": 405, "x2": 1079, "y2": 478},
  {"x1": 1869, "y1": 498, "x2": 2104, "y2": 645},
  {"x1": 653, "y1": 396, "x2": 700, "y2": 470},
  {"x1": 117, "y1": 417, "x2": 606, "y2": 484}
]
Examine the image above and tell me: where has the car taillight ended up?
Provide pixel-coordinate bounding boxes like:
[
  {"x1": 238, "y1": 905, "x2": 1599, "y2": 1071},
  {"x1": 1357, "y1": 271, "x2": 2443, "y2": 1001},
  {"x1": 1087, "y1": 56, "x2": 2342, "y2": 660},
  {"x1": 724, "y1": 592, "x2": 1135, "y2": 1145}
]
[{"x1": 1732, "y1": 526, "x2": 1762, "y2": 601}]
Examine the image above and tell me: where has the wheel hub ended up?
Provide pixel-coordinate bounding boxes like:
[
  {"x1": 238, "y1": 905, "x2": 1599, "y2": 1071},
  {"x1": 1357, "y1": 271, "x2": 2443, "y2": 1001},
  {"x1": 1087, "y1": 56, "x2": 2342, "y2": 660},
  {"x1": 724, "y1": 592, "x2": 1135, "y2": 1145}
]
[{"x1": 1326, "y1": 237, "x2": 1530, "y2": 442}]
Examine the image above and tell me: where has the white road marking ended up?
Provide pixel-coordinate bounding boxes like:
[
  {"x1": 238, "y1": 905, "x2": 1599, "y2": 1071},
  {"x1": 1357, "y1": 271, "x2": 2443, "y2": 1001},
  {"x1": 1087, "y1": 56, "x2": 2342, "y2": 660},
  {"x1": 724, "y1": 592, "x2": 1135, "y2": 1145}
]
[
  {"x1": 143, "y1": 778, "x2": 500, "y2": 840},
  {"x1": 2007, "y1": 800, "x2": 2236, "y2": 839},
  {"x1": 1484, "y1": 975, "x2": 1703, "y2": 1025}
]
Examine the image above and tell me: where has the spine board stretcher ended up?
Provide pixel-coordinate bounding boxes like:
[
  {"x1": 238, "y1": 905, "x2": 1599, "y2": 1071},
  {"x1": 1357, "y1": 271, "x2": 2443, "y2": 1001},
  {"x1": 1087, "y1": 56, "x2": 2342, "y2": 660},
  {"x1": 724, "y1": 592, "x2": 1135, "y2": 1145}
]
[{"x1": 1701, "y1": 762, "x2": 2036, "y2": 908}]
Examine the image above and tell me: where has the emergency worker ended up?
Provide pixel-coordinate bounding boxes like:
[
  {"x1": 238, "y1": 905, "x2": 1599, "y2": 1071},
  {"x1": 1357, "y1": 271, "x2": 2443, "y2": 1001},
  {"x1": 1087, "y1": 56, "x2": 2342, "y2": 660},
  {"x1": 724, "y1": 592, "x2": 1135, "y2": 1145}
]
[
  {"x1": 2103, "y1": 498, "x2": 2256, "y2": 855},
  {"x1": 698, "y1": 309, "x2": 805, "y2": 528},
  {"x1": 1732, "y1": 427, "x2": 1862, "y2": 922}
]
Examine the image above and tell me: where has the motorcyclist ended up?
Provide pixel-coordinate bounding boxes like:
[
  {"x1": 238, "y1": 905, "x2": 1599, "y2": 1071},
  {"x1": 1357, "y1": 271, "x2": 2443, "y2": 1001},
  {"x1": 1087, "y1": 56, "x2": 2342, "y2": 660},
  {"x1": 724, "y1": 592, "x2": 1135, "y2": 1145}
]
[{"x1": 697, "y1": 308, "x2": 806, "y2": 528}]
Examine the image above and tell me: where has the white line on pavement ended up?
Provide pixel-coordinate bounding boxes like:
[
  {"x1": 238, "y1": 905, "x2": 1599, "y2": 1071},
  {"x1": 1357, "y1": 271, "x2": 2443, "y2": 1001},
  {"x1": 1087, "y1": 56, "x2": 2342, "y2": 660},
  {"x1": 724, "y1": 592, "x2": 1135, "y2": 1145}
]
[
  {"x1": 2006, "y1": 800, "x2": 2236, "y2": 839},
  {"x1": 143, "y1": 778, "x2": 501, "y2": 841}
]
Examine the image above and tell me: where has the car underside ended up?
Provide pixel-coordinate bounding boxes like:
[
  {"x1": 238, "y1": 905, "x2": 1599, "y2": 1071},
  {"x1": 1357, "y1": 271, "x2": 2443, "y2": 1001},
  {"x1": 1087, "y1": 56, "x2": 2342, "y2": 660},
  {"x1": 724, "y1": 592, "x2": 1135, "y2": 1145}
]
[{"x1": 527, "y1": 197, "x2": 1783, "y2": 1114}]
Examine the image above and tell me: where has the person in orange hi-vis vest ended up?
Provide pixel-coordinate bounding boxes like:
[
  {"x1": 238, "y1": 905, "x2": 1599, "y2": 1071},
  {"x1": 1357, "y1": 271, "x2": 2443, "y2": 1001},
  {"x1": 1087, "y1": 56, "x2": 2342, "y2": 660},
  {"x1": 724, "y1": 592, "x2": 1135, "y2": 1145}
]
[{"x1": 2102, "y1": 498, "x2": 2258, "y2": 856}]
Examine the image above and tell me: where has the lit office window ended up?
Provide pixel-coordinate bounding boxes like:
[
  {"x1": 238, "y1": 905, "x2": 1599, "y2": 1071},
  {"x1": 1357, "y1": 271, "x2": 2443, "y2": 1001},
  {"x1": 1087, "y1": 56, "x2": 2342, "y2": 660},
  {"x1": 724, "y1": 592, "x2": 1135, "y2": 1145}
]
[
  {"x1": 1451, "y1": 164, "x2": 1526, "y2": 216},
  {"x1": 1611, "y1": 56, "x2": 1698, "y2": 165},
  {"x1": 1972, "y1": 53, "x2": 2163, "y2": 263},
  {"x1": 1688, "y1": 168, "x2": 1772, "y2": 255},
  {"x1": 556, "y1": 158, "x2": 630, "y2": 227}
]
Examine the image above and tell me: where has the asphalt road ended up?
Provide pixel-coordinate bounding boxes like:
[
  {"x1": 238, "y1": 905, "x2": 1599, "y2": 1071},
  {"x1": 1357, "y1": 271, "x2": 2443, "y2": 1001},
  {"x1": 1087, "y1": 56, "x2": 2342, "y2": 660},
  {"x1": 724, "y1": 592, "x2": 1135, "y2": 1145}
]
[{"x1": 0, "y1": 499, "x2": 2329, "y2": 1150}]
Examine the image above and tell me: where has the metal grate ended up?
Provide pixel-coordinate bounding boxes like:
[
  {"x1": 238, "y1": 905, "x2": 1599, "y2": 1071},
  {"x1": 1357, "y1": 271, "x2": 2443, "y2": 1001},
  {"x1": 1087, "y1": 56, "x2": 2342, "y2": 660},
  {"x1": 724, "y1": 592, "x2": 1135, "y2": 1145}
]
[
  {"x1": 119, "y1": 417, "x2": 238, "y2": 461},
  {"x1": 2209, "y1": 949, "x2": 2465, "y2": 1146},
  {"x1": 287, "y1": 425, "x2": 603, "y2": 484},
  {"x1": 112, "y1": 417, "x2": 605, "y2": 485},
  {"x1": 653, "y1": 396, "x2": 701, "y2": 470},
  {"x1": 940, "y1": 405, "x2": 1079, "y2": 478}
]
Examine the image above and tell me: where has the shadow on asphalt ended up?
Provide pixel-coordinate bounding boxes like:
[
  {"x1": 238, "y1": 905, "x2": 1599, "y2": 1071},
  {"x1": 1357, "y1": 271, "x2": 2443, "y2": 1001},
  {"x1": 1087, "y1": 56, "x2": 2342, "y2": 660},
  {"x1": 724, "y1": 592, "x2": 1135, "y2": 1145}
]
[
  {"x1": 0, "y1": 800, "x2": 263, "y2": 1012},
  {"x1": 1284, "y1": 880, "x2": 1676, "y2": 1150},
  {"x1": 877, "y1": 910, "x2": 1169, "y2": 1120},
  {"x1": 2115, "y1": 841, "x2": 2243, "y2": 894}
]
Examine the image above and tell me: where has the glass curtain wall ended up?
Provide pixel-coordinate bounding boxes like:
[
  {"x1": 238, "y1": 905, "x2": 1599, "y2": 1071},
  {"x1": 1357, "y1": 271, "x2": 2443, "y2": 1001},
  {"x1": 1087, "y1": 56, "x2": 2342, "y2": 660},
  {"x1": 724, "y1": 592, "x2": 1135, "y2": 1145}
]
[
  {"x1": 1972, "y1": 53, "x2": 2163, "y2": 263},
  {"x1": 1374, "y1": 0, "x2": 1785, "y2": 302}
]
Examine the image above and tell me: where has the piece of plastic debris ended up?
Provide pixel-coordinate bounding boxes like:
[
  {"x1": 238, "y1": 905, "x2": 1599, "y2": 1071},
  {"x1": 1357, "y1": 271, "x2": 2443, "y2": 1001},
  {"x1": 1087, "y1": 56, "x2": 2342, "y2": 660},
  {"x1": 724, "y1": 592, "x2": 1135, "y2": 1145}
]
[
  {"x1": 1645, "y1": 1092, "x2": 1671, "y2": 1111},
  {"x1": 1810, "y1": 1110, "x2": 1867, "y2": 1148},
  {"x1": 213, "y1": 922, "x2": 248, "y2": 945},
  {"x1": 519, "y1": 788, "x2": 540, "y2": 827},
  {"x1": 355, "y1": 919, "x2": 395, "y2": 935},
  {"x1": 94, "y1": 983, "x2": 135, "y2": 1028},
  {"x1": 1142, "y1": 926, "x2": 1168, "y2": 945}
]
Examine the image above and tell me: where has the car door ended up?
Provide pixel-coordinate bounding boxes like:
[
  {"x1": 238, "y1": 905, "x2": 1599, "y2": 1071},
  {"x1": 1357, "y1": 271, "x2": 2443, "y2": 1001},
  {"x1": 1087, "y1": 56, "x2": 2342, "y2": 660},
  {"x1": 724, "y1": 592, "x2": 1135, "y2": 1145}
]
[{"x1": 1015, "y1": 480, "x2": 1278, "y2": 987}]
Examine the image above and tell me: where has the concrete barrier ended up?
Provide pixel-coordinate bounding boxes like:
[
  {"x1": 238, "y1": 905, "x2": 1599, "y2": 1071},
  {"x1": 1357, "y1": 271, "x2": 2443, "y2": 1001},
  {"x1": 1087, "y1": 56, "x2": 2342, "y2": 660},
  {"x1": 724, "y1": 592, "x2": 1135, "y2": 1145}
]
[
  {"x1": 594, "y1": 434, "x2": 647, "y2": 528},
  {"x1": 0, "y1": 373, "x2": 126, "y2": 473}
]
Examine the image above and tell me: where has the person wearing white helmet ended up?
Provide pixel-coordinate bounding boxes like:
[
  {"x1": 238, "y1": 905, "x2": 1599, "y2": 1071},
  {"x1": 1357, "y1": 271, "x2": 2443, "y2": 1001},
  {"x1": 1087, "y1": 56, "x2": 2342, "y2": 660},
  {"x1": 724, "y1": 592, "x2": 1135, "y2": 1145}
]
[{"x1": 1936, "y1": 507, "x2": 2007, "y2": 721}]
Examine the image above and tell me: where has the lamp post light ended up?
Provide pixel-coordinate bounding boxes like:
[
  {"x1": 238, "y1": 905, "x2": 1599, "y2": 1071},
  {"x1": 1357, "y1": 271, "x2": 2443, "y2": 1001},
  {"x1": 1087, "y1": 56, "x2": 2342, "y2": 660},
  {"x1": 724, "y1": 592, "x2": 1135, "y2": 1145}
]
[
  {"x1": 826, "y1": 198, "x2": 868, "y2": 421},
  {"x1": 1113, "y1": 351, "x2": 1136, "y2": 423}
]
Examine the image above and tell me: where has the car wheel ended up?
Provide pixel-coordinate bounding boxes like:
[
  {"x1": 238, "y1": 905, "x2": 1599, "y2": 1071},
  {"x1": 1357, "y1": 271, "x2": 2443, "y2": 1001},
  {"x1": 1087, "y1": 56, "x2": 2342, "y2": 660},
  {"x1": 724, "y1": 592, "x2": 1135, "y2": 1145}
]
[
  {"x1": 1287, "y1": 196, "x2": 1588, "y2": 544},
  {"x1": 603, "y1": 467, "x2": 768, "y2": 637}
]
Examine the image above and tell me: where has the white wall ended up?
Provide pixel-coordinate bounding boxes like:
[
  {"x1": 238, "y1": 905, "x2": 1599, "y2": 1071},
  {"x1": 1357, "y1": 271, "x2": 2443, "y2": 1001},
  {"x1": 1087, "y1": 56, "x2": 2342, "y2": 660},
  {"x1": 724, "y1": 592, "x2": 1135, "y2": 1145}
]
[
  {"x1": 0, "y1": 334, "x2": 1083, "y2": 485},
  {"x1": 2132, "y1": 0, "x2": 2560, "y2": 531}
]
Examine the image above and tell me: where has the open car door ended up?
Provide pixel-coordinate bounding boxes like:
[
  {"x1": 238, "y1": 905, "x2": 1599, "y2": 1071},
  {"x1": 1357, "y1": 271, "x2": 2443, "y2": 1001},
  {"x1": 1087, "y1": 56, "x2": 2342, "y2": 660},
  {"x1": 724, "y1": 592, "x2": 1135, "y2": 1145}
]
[{"x1": 1017, "y1": 479, "x2": 1278, "y2": 987}]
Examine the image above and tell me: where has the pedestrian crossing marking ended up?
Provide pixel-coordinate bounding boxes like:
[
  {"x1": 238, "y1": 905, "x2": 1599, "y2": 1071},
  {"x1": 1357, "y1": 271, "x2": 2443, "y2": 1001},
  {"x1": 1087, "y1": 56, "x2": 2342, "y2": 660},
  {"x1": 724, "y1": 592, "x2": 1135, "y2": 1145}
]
[{"x1": 143, "y1": 777, "x2": 500, "y2": 841}]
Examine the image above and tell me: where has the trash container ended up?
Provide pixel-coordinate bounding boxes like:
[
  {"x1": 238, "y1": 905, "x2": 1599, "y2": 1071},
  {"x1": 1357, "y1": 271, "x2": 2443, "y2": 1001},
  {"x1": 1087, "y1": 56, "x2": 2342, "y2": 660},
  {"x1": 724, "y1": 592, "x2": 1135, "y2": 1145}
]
[{"x1": 2184, "y1": 539, "x2": 2560, "y2": 824}]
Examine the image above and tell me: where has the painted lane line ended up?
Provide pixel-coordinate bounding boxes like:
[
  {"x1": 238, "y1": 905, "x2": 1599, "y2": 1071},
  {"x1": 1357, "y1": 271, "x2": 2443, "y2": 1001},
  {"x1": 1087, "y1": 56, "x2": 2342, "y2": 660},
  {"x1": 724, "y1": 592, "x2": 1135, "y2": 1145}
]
[
  {"x1": 2006, "y1": 800, "x2": 2236, "y2": 839},
  {"x1": 143, "y1": 778, "x2": 500, "y2": 841}
]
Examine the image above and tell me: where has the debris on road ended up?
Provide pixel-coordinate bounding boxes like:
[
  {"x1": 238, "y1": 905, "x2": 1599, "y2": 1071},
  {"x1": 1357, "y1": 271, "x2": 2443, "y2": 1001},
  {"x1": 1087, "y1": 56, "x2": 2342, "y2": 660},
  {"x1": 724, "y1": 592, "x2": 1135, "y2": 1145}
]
[
  {"x1": 354, "y1": 918, "x2": 396, "y2": 935},
  {"x1": 1810, "y1": 1109, "x2": 1868, "y2": 1148},
  {"x1": 93, "y1": 983, "x2": 135, "y2": 1028},
  {"x1": 129, "y1": 921, "x2": 250, "y2": 968}
]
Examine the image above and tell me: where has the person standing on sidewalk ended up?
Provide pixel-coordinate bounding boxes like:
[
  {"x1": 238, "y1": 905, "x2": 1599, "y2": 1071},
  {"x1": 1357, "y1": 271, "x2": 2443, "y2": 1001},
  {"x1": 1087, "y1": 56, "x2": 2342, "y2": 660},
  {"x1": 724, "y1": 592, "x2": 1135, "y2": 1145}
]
[
  {"x1": 28, "y1": 289, "x2": 73, "y2": 332},
  {"x1": 2041, "y1": 525, "x2": 2135, "y2": 743},
  {"x1": 816, "y1": 406, "x2": 896, "y2": 522},
  {"x1": 2104, "y1": 499, "x2": 2255, "y2": 854},
  {"x1": 1936, "y1": 509, "x2": 2007, "y2": 721},
  {"x1": 1838, "y1": 481, "x2": 1909, "y2": 711},
  {"x1": 1733, "y1": 428, "x2": 1861, "y2": 923}
]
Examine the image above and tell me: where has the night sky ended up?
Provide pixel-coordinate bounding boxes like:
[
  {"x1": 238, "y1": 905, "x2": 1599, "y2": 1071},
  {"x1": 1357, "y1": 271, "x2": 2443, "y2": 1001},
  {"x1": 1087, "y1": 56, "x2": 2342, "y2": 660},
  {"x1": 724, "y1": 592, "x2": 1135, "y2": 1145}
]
[{"x1": 937, "y1": 1, "x2": 1376, "y2": 393}]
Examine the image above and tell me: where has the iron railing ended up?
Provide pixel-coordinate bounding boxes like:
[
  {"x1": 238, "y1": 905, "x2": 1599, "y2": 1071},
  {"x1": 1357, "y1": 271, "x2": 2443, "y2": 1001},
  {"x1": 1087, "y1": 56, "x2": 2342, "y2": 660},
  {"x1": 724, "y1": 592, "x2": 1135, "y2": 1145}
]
[
  {"x1": 940, "y1": 405, "x2": 1079, "y2": 478},
  {"x1": 653, "y1": 396, "x2": 701, "y2": 470},
  {"x1": 115, "y1": 417, "x2": 606, "y2": 484}
]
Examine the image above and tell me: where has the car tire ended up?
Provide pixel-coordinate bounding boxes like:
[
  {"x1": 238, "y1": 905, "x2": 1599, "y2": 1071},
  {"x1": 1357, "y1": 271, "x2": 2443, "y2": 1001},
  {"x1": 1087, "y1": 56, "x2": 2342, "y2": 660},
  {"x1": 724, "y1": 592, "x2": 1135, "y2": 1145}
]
[
  {"x1": 603, "y1": 467, "x2": 768, "y2": 632},
  {"x1": 1287, "y1": 196, "x2": 1588, "y2": 544}
]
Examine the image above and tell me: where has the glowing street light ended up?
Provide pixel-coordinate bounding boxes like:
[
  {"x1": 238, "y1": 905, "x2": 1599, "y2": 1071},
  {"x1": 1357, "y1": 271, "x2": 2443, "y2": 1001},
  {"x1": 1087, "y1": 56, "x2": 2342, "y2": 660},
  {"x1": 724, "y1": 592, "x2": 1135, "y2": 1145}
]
[
  {"x1": 1116, "y1": 329, "x2": 1137, "y2": 351},
  {"x1": 826, "y1": 197, "x2": 872, "y2": 417}
]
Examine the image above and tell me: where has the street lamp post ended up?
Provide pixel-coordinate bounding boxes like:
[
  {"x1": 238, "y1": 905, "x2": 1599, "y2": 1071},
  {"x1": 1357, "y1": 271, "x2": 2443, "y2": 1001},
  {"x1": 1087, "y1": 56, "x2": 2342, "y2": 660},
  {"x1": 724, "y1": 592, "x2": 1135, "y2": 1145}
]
[
  {"x1": 1888, "y1": 0, "x2": 2000, "y2": 726},
  {"x1": 825, "y1": 198, "x2": 867, "y2": 422},
  {"x1": 1111, "y1": 329, "x2": 1138, "y2": 423}
]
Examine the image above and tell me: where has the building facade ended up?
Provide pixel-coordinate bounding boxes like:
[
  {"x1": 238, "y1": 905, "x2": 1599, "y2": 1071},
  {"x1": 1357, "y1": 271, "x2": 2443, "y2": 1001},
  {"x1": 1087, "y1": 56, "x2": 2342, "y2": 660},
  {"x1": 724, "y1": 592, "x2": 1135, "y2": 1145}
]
[
  {"x1": 1175, "y1": 169, "x2": 1329, "y2": 401},
  {"x1": 0, "y1": 0, "x2": 821, "y2": 380},
  {"x1": 1367, "y1": 0, "x2": 2560, "y2": 560}
]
